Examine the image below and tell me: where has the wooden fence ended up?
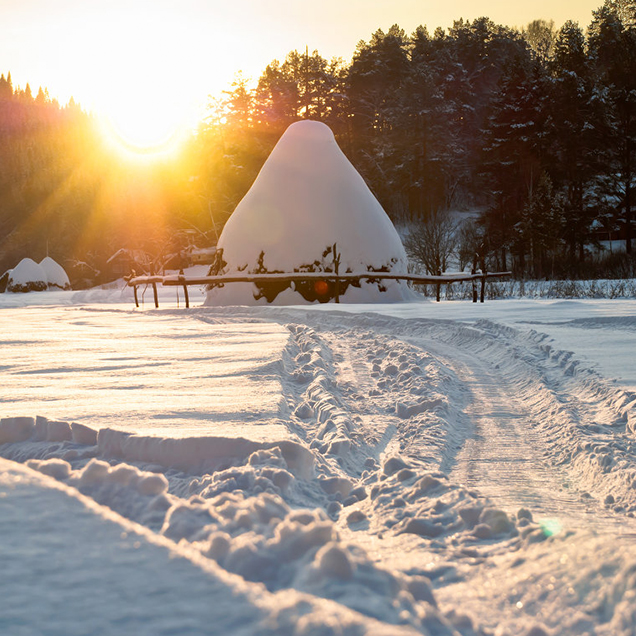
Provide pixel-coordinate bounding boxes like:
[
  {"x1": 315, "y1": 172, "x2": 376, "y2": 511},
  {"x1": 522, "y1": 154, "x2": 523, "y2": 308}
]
[{"x1": 126, "y1": 270, "x2": 512, "y2": 308}]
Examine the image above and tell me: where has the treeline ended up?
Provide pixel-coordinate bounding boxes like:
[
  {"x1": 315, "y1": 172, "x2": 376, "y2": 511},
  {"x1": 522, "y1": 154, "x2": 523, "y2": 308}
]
[
  {"x1": 1, "y1": 0, "x2": 635, "y2": 284},
  {"x1": 0, "y1": 74, "x2": 208, "y2": 284},
  {"x1": 0, "y1": 74, "x2": 92, "y2": 276},
  {"x1": 201, "y1": 0, "x2": 636, "y2": 279}
]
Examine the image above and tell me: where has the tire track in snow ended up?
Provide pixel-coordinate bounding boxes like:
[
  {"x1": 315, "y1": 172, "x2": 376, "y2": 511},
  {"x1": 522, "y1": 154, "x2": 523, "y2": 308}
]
[
  {"x1": 318, "y1": 326, "x2": 471, "y2": 473},
  {"x1": 417, "y1": 333, "x2": 636, "y2": 537}
]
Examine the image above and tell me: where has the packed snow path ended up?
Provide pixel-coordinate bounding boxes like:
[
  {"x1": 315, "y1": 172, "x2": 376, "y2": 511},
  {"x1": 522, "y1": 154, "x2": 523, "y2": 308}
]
[{"x1": 413, "y1": 332, "x2": 636, "y2": 537}]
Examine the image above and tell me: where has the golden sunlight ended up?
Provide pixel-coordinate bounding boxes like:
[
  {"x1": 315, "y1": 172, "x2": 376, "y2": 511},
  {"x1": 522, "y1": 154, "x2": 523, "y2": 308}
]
[
  {"x1": 98, "y1": 101, "x2": 192, "y2": 160},
  {"x1": 41, "y1": 4, "x2": 214, "y2": 160}
]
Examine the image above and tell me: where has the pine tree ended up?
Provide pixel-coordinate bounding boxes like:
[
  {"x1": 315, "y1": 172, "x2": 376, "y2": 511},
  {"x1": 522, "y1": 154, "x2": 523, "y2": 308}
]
[
  {"x1": 256, "y1": 59, "x2": 299, "y2": 129},
  {"x1": 35, "y1": 86, "x2": 49, "y2": 106},
  {"x1": 256, "y1": 50, "x2": 345, "y2": 131},
  {"x1": 548, "y1": 21, "x2": 602, "y2": 261},
  {"x1": 589, "y1": 1, "x2": 636, "y2": 252},
  {"x1": 402, "y1": 26, "x2": 450, "y2": 217},
  {"x1": 346, "y1": 26, "x2": 411, "y2": 216},
  {"x1": 479, "y1": 41, "x2": 547, "y2": 273},
  {"x1": 0, "y1": 74, "x2": 13, "y2": 100},
  {"x1": 521, "y1": 172, "x2": 563, "y2": 278},
  {"x1": 223, "y1": 72, "x2": 255, "y2": 129}
]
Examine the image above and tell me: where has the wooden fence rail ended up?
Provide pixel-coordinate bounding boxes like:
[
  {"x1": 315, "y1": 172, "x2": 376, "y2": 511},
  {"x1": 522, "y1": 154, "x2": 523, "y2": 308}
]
[{"x1": 126, "y1": 270, "x2": 512, "y2": 308}]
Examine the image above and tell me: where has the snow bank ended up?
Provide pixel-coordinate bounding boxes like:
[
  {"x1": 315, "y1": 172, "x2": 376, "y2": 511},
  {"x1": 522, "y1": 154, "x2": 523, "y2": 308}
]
[
  {"x1": 96, "y1": 428, "x2": 314, "y2": 479},
  {"x1": 6, "y1": 458, "x2": 430, "y2": 636},
  {"x1": 0, "y1": 458, "x2": 272, "y2": 636},
  {"x1": 0, "y1": 416, "x2": 313, "y2": 480},
  {"x1": 39, "y1": 256, "x2": 71, "y2": 290},
  {"x1": 206, "y1": 120, "x2": 410, "y2": 305},
  {"x1": 3, "y1": 424, "x2": 464, "y2": 633},
  {"x1": 6, "y1": 258, "x2": 48, "y2": 293},
  {"x1": 1, "y1": 416, "x2": 97, "y2": 446}
]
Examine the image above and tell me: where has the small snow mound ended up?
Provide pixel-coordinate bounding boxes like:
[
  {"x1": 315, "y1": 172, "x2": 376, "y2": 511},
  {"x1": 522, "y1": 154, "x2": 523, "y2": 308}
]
[
  {"x1": 46, "y1": 420, "x2": 72, "y2": 442},
  {"x1": 39, "y1": 256, "x2": 71, "y2": 290},
  {"x1": 7, "y1": 258, "x2": 47, "y2": 293},
  {"x1": 79, "y1": 458, "x2": 110, "y2": 485},
  {"x1": 26, "y1": 458, "x2": 71, "y2": 481},
  {"x1": 314, "y1": 542, "x2": 354, "y2": 580},
  {"x1": 71, "y1": 422, "x2": 98, "y2": 446}
]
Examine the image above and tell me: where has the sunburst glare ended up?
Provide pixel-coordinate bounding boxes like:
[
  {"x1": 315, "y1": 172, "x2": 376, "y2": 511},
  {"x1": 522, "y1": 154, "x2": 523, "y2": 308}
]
[{"x1": 97, "y1": 99, "x2": 194, "y2": 161}]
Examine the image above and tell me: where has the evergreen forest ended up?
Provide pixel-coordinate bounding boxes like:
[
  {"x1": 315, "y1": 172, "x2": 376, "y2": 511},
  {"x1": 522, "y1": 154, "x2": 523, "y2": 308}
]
[{"x1": 1, "y1": 0, "x2": 635, "y2": 285}]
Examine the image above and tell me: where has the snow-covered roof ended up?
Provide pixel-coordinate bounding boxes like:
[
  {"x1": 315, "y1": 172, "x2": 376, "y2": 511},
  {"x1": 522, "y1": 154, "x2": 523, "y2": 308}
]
[
  {"x1": 206, "y1": 120, "x2": 409, "y2": 304},
  {"x1": 106, "y1": 249, "x2": 152, "y2": 265}
]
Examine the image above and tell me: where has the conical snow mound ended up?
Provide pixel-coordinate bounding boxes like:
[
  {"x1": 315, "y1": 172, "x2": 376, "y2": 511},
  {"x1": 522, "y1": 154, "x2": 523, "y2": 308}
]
[
  {"x1": 206, "y1": 120, "x2": 410, "y2": 305},
  {"x1": 7, "y1": 258, "x2": 48, "y2": 293},
  {"x1": 39, "y1": 257, "x2": 71, "y2": 290}
]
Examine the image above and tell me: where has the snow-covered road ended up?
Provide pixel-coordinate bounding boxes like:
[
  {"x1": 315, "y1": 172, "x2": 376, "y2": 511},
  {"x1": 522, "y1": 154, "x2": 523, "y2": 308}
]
[{"x1": 2, "y1": 295, "x2": 636, "y2": 635}]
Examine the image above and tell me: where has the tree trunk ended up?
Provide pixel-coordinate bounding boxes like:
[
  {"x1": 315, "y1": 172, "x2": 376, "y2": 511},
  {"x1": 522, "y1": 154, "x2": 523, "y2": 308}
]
[
  {"x1": 625, "y1": 151, "x2": 632, "y2": 254},
  {"x1": 500, "y1": 247, "x2": 507, "y2": 272}
]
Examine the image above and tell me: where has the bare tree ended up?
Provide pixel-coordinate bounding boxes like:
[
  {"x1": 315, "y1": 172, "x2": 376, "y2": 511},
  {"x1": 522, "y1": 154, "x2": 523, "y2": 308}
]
[
  {"x1": 457, "y1": 219, "x2": 485, "y2": 271},
  {"x1": 522, "y1": 19, "x2": 556, "y2": 61},
  {"x1": 403, "y1": 210, "x2": 459, "y2": 274}
]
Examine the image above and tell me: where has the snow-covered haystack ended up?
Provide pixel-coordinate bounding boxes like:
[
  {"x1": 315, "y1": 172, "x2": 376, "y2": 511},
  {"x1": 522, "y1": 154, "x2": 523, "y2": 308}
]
[
  {"x1": 39, "y1": 256, "x2": 71, "y2": 290},
  {"x1": 6, "y1": 258, "x2": 48, "y2": 293},
  {"x1": 205, "y1": 120, "x2": 410, "y2": 305}
]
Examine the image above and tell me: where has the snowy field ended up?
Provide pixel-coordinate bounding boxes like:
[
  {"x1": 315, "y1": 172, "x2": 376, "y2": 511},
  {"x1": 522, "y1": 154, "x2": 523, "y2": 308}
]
[{"x1": 2, "y1": 287, "x2": 636, "y2": 635}]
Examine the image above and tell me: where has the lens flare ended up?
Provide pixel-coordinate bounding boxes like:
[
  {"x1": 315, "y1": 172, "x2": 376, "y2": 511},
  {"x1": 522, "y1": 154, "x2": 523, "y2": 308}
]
[
  {"x1": 540, "y1": 518, "x2": 563, "y2": 537},
  {"x1": 314, "y1": 280, "x2": 330, "y2": 296},
  {"x1": 98, "y1": 110, "x2": 189, "y2": 162}
]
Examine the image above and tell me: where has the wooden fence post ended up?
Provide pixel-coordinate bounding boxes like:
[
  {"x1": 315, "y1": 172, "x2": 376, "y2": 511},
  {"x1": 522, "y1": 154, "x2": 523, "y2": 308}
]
[
  {"x1": 436, "y1": 269, "x2": 441, "y2": 302},
  {"x1": 333, "y1": 243, "x2": 341, "y2": 304},
  {"x1": 152, "y1": 282, "x2": 159, "y2": 308},
  {"x1": 179, "y1": 270, "x2": 189, "y2": 308},
  {"x1": 133, "y1": 285, "x2": 139, "y2": 308},
  {"x1": 480, "y1": 273, "x2": 486, "y2": 303}
]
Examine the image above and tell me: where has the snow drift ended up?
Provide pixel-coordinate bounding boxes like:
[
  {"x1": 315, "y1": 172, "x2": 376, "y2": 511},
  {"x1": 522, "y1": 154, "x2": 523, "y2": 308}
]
[{"x1": 205, "y1": 120, "x2": 410, "y2": 305}]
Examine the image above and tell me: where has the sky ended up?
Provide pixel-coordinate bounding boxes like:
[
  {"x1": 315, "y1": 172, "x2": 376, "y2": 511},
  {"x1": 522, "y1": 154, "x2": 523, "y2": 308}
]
[{"x1": 0, "y1": 0, "x2": 604, "y2": 145}]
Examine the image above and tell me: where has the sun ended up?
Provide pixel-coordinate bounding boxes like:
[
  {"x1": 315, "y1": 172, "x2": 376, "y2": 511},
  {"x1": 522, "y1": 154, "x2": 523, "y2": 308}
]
[{"x1": 98, "y1": 98, "x2": 194, "y2": 160}]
